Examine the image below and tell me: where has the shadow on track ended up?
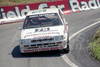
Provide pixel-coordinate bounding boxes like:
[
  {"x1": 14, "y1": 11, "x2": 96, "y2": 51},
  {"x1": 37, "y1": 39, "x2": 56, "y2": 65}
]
[{"x1": 11, "y1": 46, "x2": 69, "y2": 58}]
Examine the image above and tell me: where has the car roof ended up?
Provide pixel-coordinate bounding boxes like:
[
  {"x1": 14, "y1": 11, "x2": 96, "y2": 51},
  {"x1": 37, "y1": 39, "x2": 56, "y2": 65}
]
[{"x1": 27, "y1": 8, "x2": 59, "y2": 16}]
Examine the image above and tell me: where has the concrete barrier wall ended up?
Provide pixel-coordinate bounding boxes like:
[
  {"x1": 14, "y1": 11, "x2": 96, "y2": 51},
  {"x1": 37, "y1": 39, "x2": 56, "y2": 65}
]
[{"x1": 0, "y1": 0, "x2": 100, "y2": 24}]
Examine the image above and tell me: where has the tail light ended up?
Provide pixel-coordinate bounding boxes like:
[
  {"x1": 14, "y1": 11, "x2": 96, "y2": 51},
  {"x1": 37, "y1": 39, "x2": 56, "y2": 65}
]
[
  {"x1": 24, "y1": 45, "x2": 29, "y2": 47},
  {"x1": 57, "y1": 42, "x2": 62, "y2": 44}
]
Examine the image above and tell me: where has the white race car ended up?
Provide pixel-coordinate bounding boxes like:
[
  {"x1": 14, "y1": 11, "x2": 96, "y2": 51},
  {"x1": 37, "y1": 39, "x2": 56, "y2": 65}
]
[{"x1": 19, "y1": 8, "x2": 69, "y2": 54}]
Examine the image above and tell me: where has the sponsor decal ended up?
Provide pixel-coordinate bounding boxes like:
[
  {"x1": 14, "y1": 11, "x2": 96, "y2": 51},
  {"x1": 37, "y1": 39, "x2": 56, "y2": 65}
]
[
  {"x1": 24, "y1": 31, "x2": 60, "y2": 38},
  {"x1": 34, "y1": 35, "x2": 50, "y2": 38},
  {"x1": 24, "y1": 46, "x2": 63, "y2": 52},
  {"x1": 69, "y1": 0, "x2": 100, "y2": 12},
  {"x1": 35, "y1": 28, "x2": 50, "y2": 32}
]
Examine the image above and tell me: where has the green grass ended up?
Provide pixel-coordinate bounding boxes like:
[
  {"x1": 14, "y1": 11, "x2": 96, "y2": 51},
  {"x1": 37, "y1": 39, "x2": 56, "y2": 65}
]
[
  {"x1": 89, "y1": 27, "x2": 100, "y2": 61},
  {"x1": 0, "y1": 0, "x2": 56, "y2": 7}
]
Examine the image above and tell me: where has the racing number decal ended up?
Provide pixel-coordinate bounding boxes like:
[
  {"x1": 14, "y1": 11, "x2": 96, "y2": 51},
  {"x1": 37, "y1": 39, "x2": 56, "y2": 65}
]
[{"x1": 35, "y1": 28, "x2": 50, "y2": 32}]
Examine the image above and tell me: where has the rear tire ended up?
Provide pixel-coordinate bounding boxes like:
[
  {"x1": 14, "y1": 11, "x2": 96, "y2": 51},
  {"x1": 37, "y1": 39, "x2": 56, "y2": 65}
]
[
  {"x1": 63, "y1": 44, "x2": 69, "y2": 53},
  {"x1": 20, "y1": 53, "x2": 26, "y2": 55},
  {"x1": 63, "y1": 35, "x2": 69, "y2": 53}
]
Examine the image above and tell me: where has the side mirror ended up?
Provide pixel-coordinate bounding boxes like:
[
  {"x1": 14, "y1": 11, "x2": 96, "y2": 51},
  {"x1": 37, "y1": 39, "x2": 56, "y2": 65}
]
[
  {"x1": 18, "y1": 27, "x2": 22, "y2": 30},
  {"x1": 65, "y1": 22, "x2": 68, "y2": 25},
  {"x1": 63, "y1": 18, "x2": 66, "y2": 22},
  {"x1": 64, "y1": 19, "x2": 68, "y2": 25}
]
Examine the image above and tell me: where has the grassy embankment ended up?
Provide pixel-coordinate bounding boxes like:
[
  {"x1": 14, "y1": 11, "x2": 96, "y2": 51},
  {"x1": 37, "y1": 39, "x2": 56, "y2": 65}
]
[
  {"x1": 0, "y1": 0, "x2": 55, "y2": 7},
  {"x1": 89, "y1": 27, "x2": 100, "y2": 61}
]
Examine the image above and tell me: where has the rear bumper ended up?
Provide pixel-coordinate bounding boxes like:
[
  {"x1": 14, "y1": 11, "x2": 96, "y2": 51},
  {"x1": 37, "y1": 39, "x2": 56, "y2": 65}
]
[
  {"x1": 20, "y1": 39, "x2": 68, "y2": 53},
  {"x1": 21, "y1": 46, "x2": 63, "y2": 53}
]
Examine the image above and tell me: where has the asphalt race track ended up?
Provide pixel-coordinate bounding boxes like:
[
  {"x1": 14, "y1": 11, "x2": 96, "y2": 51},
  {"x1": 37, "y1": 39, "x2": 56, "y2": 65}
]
[{"x1": 0, "y1": 9, "x2": 100, "y2": 67}]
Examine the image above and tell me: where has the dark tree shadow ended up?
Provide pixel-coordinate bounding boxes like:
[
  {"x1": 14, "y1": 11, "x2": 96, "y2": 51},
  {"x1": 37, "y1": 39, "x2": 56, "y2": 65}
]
[{"x1": 11, "y1": 45, "x2": 69, "y2": 58}]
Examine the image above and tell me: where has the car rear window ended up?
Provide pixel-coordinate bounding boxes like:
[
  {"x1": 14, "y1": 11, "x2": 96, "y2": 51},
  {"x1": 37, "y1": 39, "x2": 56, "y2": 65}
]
[{"x1": 23, "y1": 13, "x2": 62, "y2": 29}]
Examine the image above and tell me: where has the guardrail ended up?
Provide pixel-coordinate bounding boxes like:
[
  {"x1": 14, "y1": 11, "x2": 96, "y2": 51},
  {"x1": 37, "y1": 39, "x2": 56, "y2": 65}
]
[{"x1": 0, "y1": 0, "x2": 100, "y2": 25}]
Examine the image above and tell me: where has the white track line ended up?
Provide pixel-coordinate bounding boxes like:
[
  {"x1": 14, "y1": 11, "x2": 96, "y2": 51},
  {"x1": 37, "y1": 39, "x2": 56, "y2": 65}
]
[{"x1": 61, "y1": 21, "x2": 100, "y2": 67}]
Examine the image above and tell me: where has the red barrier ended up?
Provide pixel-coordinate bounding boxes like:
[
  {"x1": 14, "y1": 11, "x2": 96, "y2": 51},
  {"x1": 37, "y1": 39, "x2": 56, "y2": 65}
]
[
  {"x1": 0, "y1": 0, "x2": 68, "y2": 24},
  {"x1": 0, "y1": 0, "x2": 100, "y2": 24}
]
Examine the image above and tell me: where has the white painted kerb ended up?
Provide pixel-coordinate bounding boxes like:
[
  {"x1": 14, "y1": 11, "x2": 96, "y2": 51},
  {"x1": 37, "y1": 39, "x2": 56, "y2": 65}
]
[{"x1": 61, "y1": 21, "x2": 100, "y2": 67}]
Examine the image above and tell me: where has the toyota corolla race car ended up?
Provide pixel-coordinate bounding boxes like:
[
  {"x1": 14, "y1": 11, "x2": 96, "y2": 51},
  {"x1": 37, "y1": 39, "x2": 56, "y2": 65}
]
[{"x1": 19, "y1": 8, "x2": 69, "y2": 54}]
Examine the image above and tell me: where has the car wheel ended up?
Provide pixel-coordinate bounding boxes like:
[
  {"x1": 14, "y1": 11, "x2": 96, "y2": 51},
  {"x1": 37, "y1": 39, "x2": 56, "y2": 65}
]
[
  {"x1": 63, "y1": 35, "x2": 69, "y2": 53},
  {"x1": 20, "y1": 53, "x2": 26, "y2": 55},
  {"x1": 63, "y1": 44, "x2": 69, "y2": 53}
]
